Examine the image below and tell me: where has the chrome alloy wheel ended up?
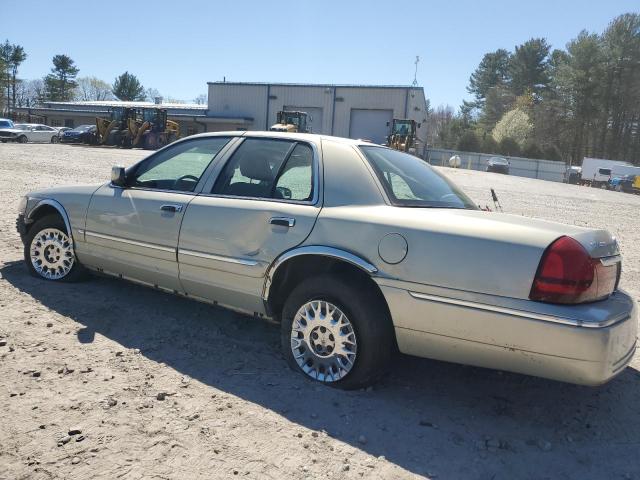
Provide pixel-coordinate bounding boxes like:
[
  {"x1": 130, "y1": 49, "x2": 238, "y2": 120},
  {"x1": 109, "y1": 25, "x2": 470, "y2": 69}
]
[
  {"x1": 290, "y1": 300, "x2": 357, "y2": 382},
  {"x1": 29, "y1": 228, "x2": 75, "y2": 280}
]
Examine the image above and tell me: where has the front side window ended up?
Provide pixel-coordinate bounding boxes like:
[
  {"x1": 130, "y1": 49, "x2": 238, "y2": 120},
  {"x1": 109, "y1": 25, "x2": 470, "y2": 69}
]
[
  {"x1": 360, "y1": 146, "x2": 477, "y2": 209},
  {"x1": 212, "y1": 138, "x2": 314, "y2": 201},
  {"x1": 129, "y1": 137, "x2": 231, "y2": 192}
]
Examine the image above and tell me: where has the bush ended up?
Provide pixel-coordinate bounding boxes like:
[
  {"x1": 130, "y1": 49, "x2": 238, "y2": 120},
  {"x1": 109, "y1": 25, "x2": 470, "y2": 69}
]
[
  {"x1": 492, "y1": 108, "x2": 533, "y2": 146},
  {"x1": 542, "y1": 145, "x2": 562, "y2": 161},
  {"x1": 521, "y1": 142, "x2": 544, "y2": 159},
  {"x1": 479, "y1": 135, "x2": 498, "y2": 154},
  {"x1": 456, "y1": 131, "x2": 480, "y2": 152},
  {"x1": 497, "y1": 137, "x2": 521, "y2": 156}
]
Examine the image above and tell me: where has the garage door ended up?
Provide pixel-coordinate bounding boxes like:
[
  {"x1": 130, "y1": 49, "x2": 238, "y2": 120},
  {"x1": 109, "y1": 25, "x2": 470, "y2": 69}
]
[
  {"x1": 349, "y1": 109, "x2": 393, "y2": 145},
  {"x1": 284, "y1": 106, "x2": 323, "y2": 134}
]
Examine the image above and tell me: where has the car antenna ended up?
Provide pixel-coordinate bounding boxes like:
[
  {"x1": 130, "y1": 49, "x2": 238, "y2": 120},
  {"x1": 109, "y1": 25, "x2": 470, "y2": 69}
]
[{"x1": 490, "y1": 188, "x2": 503, "y2": 212}]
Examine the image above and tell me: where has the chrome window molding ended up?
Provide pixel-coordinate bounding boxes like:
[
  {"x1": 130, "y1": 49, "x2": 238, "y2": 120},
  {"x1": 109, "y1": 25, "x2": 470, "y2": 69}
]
[
  {"x1": 178, "y1": 249, "x2": 260, "y2": 267},
  {"x1": 408, "y1": 291, "x2": 630, "y2": 329},
  {"x1": 84, "y1": 230, "x2": 175, "y2": 253}
]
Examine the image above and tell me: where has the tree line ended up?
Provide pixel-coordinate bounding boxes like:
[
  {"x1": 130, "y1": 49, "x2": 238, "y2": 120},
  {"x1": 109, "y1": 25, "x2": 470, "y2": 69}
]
[
  {"x1": 427, "y1": 13, "x2": 640, "y2": 165},
  {"x1": 0, "y1": 43, "x2": 206, "y2": 112}
]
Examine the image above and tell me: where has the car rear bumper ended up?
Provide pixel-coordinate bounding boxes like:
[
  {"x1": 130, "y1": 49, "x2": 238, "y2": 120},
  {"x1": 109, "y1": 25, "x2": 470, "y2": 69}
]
[{"x1": 378, "y1": 280, "x2": 638, "y2": 385}]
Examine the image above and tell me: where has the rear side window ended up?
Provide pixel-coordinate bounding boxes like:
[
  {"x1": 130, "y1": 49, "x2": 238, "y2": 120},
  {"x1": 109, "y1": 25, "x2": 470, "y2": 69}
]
[{"x1": 212, "y1": 138, "x2": 314, "y2": 201}]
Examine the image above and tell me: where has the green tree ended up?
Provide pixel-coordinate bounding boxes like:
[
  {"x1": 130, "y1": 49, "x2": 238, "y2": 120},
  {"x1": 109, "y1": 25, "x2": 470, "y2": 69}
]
[
  {"x1": 497, "y1": 137, "x2": 521, "y2": 156},
  {"x1": 467, "y1": 49, "x2": 511, "y2": 109},
  {"x1": 492, "y1": 108, "x2": 533, "y2": 146},
  {"x1": 9, "y1": 45, "x2": 26, "y2": 111},
  {"x1": 479, "y1": 84, "x2": 515, "y2": 133},
  {"x1": 44, "y1": 54, "x2": 79, "y2": 101},
  {"x1": 521, "y1": 142, "x2": 544, "y2": 159},
  {"x1": 479, "y1": 134, "x2": 498, "y2": 154},
  {"x1": 456, "y1": 131, "x2": 480, "y2": 152},
  {"x1": 112, "y1": 72, "x2": 145, "y2": 101},
  {"x1": 0, "y1": 41, "x2": 13, "y2": 111},
  {"x1": 509, "y1": 38, "x2": 551, "y2": 97}
]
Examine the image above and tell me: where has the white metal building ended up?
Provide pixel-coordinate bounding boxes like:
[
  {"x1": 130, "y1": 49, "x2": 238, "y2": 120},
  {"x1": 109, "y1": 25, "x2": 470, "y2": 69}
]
[
  {"x1": 207, "y1": 81, "x2": 428, "y2": 148},
  {"x1": 15, "y1": 81, "x2": 429, "y2": 151}
]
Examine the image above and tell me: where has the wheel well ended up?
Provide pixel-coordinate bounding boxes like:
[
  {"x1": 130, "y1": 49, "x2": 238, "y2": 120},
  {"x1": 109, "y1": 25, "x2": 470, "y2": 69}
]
[
  {"x1": 26, "y1": 205, "x2": 66, "y2": 235},
  {"x1": 267, "y1": 255, "x2": 393, "y2": 328}
]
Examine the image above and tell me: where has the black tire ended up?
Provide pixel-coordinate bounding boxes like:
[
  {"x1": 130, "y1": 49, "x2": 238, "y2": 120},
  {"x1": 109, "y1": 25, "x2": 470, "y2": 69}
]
[
  {"x1": 18, "y1": 135, "x2": 28, "y2": 144},
  {"x1": 51, "y1": 135, "x2": 59, "y2": 144},
  {"x1": 23, "y1": 214, "x2": 87, "y2": 282},
  {"x1": 281, "y1": 274, "x2": 394, "y2": 390}
]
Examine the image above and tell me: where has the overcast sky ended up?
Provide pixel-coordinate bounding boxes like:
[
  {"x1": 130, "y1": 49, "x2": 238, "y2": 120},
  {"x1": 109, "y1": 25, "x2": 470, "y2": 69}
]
[{"x1": 4, "y1": 0, "x2": 638, "y2": 108}]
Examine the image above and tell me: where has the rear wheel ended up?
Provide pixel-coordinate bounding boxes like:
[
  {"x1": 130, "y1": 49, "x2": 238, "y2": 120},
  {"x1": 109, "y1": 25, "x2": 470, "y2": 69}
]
[
  {"x1": 51, "y1": 135, "x2": 59, "y2": 144},
  {"x1": 23, "y1": 214, "x2": 87, "y2": 282},
  {"x1": 281, "y1": 274, "x2": 394, "y2": 389}
]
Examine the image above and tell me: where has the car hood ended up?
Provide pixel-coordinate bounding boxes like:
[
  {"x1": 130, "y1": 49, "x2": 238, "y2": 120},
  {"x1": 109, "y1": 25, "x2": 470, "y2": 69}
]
[
  {"x1": 310, "y1": 206, "x2": 619, "y2": 300},
  {"x1": 0, "y1": 128, "x2": 23, "y2": 134}
]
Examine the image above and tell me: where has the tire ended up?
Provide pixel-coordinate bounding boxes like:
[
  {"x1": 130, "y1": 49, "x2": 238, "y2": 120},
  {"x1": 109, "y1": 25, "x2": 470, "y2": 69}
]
[
  {"x1": 18, "y1": 135, "x2": 28, "y2": 144},
  {"x1": 281, "y1": 274, "x2": 394, "y2": 389},
  {"x1": 23, "y1": 214, "x2": 87, "y2": 282},
  {"x1": 51, "y1": 136, "x2": 59, "y2": 144},
  {"x1": 615, "y1": 185, "x2": 622, "y2": 192}
]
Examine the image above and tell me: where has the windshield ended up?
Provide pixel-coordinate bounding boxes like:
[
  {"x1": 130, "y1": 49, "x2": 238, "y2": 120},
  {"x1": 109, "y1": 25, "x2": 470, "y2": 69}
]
[
  {"x1": 599, "y1": 168, "x2": 612, "y2": 175},
  {"x1": 14, "y1": 124, "x2": 30, "y2": 131},
  {"x1": 360, "y1": 146, "x2": 477, "y2": 209},
  {"x1": 392, "y1": 121, "x2": 412, "y2": 135},
  {"x1": 0, "y1": 119, "x2": 13, "y2": 128}
]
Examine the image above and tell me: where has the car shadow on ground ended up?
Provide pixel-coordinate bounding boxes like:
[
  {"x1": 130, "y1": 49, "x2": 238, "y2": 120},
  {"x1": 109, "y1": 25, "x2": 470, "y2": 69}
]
[{"x1": 3, "y1": 261, "x2": 640, "y2": 479}]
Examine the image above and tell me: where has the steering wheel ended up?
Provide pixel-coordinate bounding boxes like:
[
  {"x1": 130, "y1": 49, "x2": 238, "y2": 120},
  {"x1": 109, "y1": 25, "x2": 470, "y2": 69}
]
[{"x1": 174, "y1": 174, "x2": 200, "y2": 189}]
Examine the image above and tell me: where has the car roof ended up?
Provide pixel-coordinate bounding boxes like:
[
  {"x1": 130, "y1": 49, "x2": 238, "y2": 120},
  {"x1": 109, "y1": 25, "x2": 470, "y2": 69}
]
[{"x1": 186, "y1": 130, "x2": 382, "y2": 147}]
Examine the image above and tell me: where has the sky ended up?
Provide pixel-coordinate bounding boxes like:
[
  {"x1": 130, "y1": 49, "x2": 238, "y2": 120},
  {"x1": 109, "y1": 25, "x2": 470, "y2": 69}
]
[{"x1": 3, "y1": 0, "x2": 638, "y2": 109}]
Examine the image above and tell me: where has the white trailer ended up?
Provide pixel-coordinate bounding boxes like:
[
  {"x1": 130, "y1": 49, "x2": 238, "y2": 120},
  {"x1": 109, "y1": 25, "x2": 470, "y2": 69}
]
[{"x1": 580, "y1": 157, "x2": 634, "y2": 187}]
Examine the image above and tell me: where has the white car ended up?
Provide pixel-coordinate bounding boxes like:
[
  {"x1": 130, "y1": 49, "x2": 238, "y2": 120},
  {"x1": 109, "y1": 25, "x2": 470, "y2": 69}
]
[{"x1": 0, "y1": 123, "x2": 60, "y2": 144}]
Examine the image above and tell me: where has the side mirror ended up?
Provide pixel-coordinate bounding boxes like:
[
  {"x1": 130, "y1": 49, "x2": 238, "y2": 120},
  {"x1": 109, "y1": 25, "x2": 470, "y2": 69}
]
[{"x1": 111, "y1": 165, "x2": 127, "y2": 187}]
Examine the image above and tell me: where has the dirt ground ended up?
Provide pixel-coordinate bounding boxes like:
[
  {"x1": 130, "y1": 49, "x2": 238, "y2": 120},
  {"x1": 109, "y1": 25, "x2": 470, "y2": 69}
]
[{"x1": 0, "y1": 143, "x2": 639, "y2": 480}]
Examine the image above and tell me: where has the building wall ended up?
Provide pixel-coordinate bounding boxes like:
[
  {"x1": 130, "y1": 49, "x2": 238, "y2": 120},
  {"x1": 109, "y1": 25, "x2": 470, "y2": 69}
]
[{"x1": 207, "y1": 83, "x2": 429, "y2": 151}]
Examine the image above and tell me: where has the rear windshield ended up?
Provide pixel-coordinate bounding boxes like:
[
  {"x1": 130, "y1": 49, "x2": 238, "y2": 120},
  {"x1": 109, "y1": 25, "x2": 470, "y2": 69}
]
[{"x1": 360, "y1": 146, "x2": 477, "y2": 209}]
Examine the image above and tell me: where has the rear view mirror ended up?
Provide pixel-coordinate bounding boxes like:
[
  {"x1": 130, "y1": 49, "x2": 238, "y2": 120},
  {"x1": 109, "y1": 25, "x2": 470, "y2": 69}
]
[{"x1": 111, "y1": 165, "x2": 127, "y2": 187}]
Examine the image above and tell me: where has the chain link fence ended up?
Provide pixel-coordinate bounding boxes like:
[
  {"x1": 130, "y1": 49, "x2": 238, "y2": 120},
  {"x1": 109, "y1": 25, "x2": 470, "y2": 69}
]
[{"x1": 426, "y1": 148, "x2": 566, "y2": 182}]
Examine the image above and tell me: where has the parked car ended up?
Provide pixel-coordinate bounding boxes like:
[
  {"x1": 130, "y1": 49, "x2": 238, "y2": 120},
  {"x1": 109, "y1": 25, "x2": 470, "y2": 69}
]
[
  {"x1": 55, "y1": 127, "x2": 72, "y2": 136},
  {"x1": 60, "y1": 125, "x2": 97, "y2": 144},
  {"x1": 563, "y1": 166, "x2": 582, "y2": 184},
  {"x1": 0, "y1": 123, "x2": 61, "y2": 143},
  {"x1": 0, "y1": 118, "x2": 16, "y2": 142},
  {"x1": 16, "y1": 132, "x2": 636, "y2": 389},
  {"x1": 609, "y1": 175, "x2": 640, "y2": 194},
  {"x1": 486, "y1": 156, "x2": 510, "y2": 174}
]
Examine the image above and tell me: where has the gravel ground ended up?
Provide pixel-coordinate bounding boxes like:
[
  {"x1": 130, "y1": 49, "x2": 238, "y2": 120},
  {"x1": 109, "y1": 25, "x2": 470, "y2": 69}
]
[{"x1": 0, "y1": 143, "x2": 639, "y2": 480}]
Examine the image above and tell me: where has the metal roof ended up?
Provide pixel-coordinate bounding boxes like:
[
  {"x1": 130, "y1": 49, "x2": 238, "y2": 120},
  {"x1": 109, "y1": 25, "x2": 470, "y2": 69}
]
[
  {"x1": 208, "y1": 81, "x2": 423, "y2": 90},
  {"x1": 44, "y1": 100, "x2": 207, "y2": 110}
]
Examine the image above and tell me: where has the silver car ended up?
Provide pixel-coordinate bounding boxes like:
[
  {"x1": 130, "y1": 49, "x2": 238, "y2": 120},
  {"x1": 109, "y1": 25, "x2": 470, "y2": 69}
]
[{"x1": 16, "y1": 132, "x2": 637, "y2": 389}]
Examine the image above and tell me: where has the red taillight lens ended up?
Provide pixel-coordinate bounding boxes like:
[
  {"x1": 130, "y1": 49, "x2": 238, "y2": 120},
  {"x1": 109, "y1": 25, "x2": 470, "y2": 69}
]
[{"x1": 530, "y1": 236, "x2": 618, "y2": 304}]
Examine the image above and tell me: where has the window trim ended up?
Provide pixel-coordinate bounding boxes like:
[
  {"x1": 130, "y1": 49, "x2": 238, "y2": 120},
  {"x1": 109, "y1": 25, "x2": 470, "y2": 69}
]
[
  {"x1": 200, "y1": 136, "x2": 320, "y2": 206},
  {"x1": 121, "y1": 136, "x2": 237, "y2": 195}
]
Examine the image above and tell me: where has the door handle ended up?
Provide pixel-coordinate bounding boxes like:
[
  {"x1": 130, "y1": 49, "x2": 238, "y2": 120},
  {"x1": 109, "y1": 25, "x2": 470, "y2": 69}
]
[
  {"x1": 270, "y1": 217, "x2": 295, "y2": 227},
  {"x1": 160, "y1": 204, "x2": 183, "y2": 213}
]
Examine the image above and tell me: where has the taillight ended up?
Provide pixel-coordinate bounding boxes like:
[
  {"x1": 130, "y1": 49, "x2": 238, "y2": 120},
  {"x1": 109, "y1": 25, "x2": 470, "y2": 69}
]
[{"x1": 530, "y1": 236, "x2": 619, "y2": 304}]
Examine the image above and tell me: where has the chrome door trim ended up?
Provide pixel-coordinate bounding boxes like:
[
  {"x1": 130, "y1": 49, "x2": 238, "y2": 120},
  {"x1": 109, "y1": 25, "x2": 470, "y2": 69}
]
[
  {"x1": 408, "y1": 291, "x2": 630, "y2": 329},
  {"x1": 178, "y1": 248, "x2": 259, "y2": 266},
  {"x1": 84, "y1": 230, "x2": 175, "y2": 253}
]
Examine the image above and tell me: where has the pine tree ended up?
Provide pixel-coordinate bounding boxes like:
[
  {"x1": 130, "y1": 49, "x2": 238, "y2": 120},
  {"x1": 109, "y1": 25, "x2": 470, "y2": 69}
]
[
  {"x1": 44, "y1": 55, "x2": 79, "y2": 101},
  {"x1": 112, "y1": 72, "x2": 145, "y2": 101}
]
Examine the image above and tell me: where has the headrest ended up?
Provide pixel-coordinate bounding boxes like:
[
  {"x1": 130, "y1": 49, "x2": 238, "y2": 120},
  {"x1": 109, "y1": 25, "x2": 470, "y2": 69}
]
[{"x1": 239, "y1": 155, "x2": 274, "y2": 181}]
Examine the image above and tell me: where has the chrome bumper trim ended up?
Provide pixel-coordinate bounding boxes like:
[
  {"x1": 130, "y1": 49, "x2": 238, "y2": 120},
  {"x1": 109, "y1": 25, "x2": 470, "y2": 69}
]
[
  {"x1": 408, "y1": 291, "x2": 630, "y2": 329},
  {"x1": 178, "y1": 249, "x2": 259, "y2": 266},
  {"x1": 84, "y1": 230, "x2": 175, "y2": 253}
]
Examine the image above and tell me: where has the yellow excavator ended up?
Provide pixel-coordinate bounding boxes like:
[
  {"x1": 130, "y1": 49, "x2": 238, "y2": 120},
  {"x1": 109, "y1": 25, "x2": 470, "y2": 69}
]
[
  {"x1": 270, "y1": 110, "x2": 310, "y2": 133},
  {"x1": 386, "y1": 118, "x2": 419, "y2": 154},
  {"x1": 127, "y1": 108, "x2": 180, "y2": 149},
  {"x1": 95, "y1": 107, "x2": 137, "y2": 146}
]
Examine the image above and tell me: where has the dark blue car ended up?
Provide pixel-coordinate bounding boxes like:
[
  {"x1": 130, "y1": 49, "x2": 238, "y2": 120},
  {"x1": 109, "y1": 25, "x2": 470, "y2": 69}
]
[{"x1": 60, "y1": 124, "x2": 96, "y2": 144}]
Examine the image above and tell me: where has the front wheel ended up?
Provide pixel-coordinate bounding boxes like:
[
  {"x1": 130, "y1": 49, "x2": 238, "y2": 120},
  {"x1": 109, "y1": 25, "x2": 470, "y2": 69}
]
[
  {"x1": 281, "y1": 274, "x2": 394, "y2": 389},
  {"x1": 24, "y1": 214, "x2": 87, "y2": 282},
  {"x1": 18, "y1": 135, "x2": 28, "y2": 143}
]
